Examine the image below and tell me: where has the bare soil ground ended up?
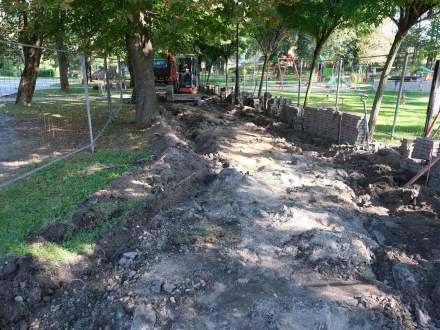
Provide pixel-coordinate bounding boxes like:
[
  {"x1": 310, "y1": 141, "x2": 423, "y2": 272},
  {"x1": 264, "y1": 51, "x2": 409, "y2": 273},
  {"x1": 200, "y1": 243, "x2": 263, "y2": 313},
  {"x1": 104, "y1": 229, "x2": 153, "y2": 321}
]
[{"x1": 1, "y1": 98, "x2": 440, "y2": 329}]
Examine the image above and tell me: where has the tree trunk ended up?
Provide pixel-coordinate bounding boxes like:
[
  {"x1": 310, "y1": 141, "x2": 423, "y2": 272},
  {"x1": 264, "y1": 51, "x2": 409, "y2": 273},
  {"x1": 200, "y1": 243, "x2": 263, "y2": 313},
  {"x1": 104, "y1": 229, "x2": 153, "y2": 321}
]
[
  {"x1": 55, "y1": 13, "x2": 69, "y2": 91},
  {"x1": 86, "y1": 57, "x2": 92, "y2": 82},
  {"x1": 225, "y1": 58, "x2": 228, "y2": 88},
  {"x1": 15, "y1": 5, "x2": 44, "y2": 106},
  {"x1": 303, "y1": 42, "x2": 323, "y2": 108},
  {"x1": 368, "y1": 30, "x2": 406, "y2": 138},
  {"x1": 219, "y1": 62, "x2": 224, "y2": 75},
  {"x1": 258, "y1": 55, "x2": 268, "y2": 97},
  {"x1": 126, "y1": 33, "x2": 158, "y2": 125},
  {"x1": 127, "y1": 59, "x2": 135, "y2": 89},
  {"x1": 206, "y1": 64, "x2": 212, "y2": 83},
  {"x1": 125, "y1": 34, "x2": 136, "y2": 103},
  {"x1": 16, "y1": 41, "x2": 43, "y2": 106}
]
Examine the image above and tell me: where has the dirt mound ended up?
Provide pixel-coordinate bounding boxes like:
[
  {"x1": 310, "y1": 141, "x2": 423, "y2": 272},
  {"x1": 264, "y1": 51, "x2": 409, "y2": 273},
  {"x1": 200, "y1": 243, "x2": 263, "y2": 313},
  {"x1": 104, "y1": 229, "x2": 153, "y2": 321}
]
[
  {"x1": 31, "y1": 198, "x2": 124, "y2": 244},
  {"x1": 163, "y1": 103, "x2": 234, "y2": 155},
  {"x1": 140, "y1": 132, "x2": 214, "y2": 215},
  {"x1": 329, "y1": 144, "x2": 440, "y2": 219},
  {"x1": 367, "y1": 214, "x2": 440, "y2": 329},
  {"x1": 0, "y1": 114, "x2": 219, "y2": 329},
  {"x1": 0, "y1": 255, "x2": 57, "y2": 327},
  {"x1": 324, "y1": 143, "x2": 440, "y2": 327}
]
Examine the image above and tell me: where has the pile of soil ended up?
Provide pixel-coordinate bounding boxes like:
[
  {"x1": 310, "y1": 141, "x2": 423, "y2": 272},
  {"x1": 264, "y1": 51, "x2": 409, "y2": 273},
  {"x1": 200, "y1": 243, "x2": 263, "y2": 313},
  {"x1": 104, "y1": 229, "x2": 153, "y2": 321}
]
[
  {"x1": 0, "y1": 113, "x2": 216, "y2": 329},
  {"x1": 330, "y1": 146, "x2": 440, "y2": 328}
]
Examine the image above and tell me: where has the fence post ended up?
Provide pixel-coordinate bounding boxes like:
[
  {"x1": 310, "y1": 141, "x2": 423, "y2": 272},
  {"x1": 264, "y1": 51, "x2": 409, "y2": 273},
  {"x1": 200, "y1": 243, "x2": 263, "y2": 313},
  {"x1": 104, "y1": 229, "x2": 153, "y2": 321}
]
[
  {"x1": 80, "y1": 54, "x2": 95, "y2": 153},
  {"x1": 335, "y1": 59, "x2": 343, "y2": 108},
  {"x1": 103, "y1": 56, "x2": 113, "y2": 120},
  {"x1": 391, "y1": 52, "x2": 410, "y2": 138},
  {"x1": 297, "y1": 60, "x2": 303, "y2": 107}
]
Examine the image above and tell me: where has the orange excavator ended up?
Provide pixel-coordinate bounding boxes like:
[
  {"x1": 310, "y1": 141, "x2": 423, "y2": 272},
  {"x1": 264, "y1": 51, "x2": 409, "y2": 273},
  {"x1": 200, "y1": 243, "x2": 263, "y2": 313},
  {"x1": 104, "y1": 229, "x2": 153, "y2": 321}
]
[{"x1": 153, "y1": 52, "x2": 198, "y2": 94}]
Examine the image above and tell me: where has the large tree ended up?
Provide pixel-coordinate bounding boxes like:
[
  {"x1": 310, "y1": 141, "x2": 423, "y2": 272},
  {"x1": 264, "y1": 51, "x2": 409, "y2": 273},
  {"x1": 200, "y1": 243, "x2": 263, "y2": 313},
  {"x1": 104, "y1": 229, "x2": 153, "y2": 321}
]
[
  {"x1": 70, "y1": 0, "x2": 164, "y2": 125},
  {"x1": 70, "y1": 0, "x2": 214, "y2": 125},
  {"x1": 1, "y1": 0, "x2": 73, "y2": 104},
  {"x1": 54, "y1": 10, "x2": 69, "y2": 91},
  {"x1": 249, "y1": 7, "x2": 288, "y2": 97},
  {"x1": 278, "y1": 0, "x2": 378, "y2": 107},
  {"x1": 368, "y1": 1, "x2": 439, "y2": 138},
  {"x1": 0, "y1": 0, "x2": 47, "y2": 106},
  {"x1": 126, "y1": 9, "x2": 158, "y2": 125}
]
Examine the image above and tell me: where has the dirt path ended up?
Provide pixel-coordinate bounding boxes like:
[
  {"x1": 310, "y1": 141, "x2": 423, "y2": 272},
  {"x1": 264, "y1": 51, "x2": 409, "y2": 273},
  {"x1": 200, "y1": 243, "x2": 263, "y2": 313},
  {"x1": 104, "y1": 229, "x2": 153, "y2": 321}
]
[
  {"x1": 116, "y1": 106, "x2": 409, "y2": 329},
  {"x1": 0, "y1": 113, "x2": 30, "y2": 182},
  {"x1": 5, "y1": 101, "x2": 439, "y2": 329}
]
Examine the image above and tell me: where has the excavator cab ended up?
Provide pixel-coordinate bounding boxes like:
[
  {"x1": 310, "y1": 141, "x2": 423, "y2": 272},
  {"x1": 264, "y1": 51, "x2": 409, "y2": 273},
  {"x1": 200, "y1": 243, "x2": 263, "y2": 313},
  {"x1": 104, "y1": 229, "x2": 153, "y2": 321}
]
[
  {"x1": 175, "y1": 55, "x2": 198, "y2": 94},
  {"x1": 154, "y1": 53, "x2": 199, "y2": 100}
]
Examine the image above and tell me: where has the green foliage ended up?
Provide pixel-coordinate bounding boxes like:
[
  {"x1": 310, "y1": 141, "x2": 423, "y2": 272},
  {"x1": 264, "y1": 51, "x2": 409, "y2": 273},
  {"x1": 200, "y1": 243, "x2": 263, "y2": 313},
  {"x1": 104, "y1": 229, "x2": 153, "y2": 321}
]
[
  {"x1": 278, "y1": 0, "x2": 380, "y2": 45},
  {"x1": 37, "y1": 68, "x2": 55, "y2": 77},
  {"x1": 321, "y1": 28, "x2": 360, "y2": 62},
  {"x1": 296, "y1": 34, "x2": 314, "y2": 61},
  {"x1": 248, "y1": 3, "x2": 288, "y2": 59}
]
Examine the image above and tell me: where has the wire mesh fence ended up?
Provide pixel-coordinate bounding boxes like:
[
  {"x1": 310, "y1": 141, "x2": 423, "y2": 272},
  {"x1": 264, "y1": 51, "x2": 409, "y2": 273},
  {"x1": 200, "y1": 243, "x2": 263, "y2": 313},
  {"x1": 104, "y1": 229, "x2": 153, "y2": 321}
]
[
  {"x1": 200, "y1": 51, "x2": 436, "y2": 141},
  {"x1": 0, "y1": 40, "x2": 129, "y2": 188}
]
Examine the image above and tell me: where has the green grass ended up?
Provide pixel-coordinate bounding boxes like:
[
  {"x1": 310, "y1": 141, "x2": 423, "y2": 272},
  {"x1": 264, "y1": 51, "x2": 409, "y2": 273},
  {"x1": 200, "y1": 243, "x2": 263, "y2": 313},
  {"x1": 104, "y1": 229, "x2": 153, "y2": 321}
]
[
  {"x1": 0, "y1": 147, "x2": 151, "y2": 259},
  {"x1": 273, "y1": 88, "x2": 429, "y2": 142},
  {"x1": 32, "y1": 82, "x2": 102, "y2": 98},
  {"x1": 0, "y1": 95, "x2": 150, "y2": 262},
  {"x1": 206, "y1": 74, "x2": 430, "y2": 143}
]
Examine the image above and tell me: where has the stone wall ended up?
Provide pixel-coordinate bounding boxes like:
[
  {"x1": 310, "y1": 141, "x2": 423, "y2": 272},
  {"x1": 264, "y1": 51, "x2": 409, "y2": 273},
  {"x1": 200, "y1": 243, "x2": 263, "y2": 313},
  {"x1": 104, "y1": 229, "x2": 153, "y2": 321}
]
[
  {"x1": 279, "y1": 103, "x2": 367, "y2": 145},
  {"x1": 412, "y1": 138, "x2": 440, "y2": 160},
  {"x1": 199, "y1": 85, "x2": 368, "y2": 145}
]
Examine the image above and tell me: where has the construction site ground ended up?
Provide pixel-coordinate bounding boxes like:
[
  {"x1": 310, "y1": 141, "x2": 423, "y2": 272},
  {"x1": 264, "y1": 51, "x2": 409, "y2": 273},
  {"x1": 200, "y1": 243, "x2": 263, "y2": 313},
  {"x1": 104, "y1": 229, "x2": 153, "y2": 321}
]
[{"x1": 1, "y1": 98, "x2": 440, "y2": 330}]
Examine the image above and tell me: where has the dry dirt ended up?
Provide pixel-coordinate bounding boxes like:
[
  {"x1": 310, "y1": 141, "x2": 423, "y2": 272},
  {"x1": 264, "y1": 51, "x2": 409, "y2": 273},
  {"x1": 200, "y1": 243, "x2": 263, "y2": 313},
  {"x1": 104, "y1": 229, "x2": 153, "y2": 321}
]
[
  {"x1": 1, "y1": 99, "x2": 440, "y2": 329},
  {"x1": 0, "y1": 105, "x2": 109, "y2": 184}
]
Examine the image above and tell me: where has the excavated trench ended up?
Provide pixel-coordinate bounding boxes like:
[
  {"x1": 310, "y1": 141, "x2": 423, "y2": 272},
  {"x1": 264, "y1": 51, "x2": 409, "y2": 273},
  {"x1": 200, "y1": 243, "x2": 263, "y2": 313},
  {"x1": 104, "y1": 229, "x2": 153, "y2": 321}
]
[{"x1": 1, "y1": 99, "x2": 440, "y2": 329}]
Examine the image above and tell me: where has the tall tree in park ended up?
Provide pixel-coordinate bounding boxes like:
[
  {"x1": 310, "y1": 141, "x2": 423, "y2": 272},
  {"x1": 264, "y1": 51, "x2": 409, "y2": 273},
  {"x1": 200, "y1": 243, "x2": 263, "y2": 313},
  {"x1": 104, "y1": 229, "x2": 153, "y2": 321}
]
[
  {"x1": 200, "y1": 2, "x2": 237, "y2": 88},
  {"x1": 295, "y1": 34, "x2": 315, "y2": 65},
  {"x1": 70, "y1": 0, "x2": 162, "y2": 125},
  {"x1": 125, "y1": 9, "x2": 158, "y2": 125},
  {"x1": 425, "y1": 16, "x2": 440, "y2": 67},
  {"x1": 249, "y1": 7, "x2": 288, "y2": 97},
  {"x1": 54, "y1": 10, "x2": 69, "y2": 91},
  {"x1": 0, "y1": 1, "x2": 46, "y2": 106},
  {"x1": 368, "y1": 1, "x2": 440, "y2": 138},
  {"x1": 278, "y1": 0, "x2": 376, "y2": 107},
  {"x1": 71, "y1": 0, "x2": 212, "y2": 125},
  {"x1": 46, "y1": 6, "x2": 72, "y2": 91},
  {"x1": 219, "y1": 40, "x2": 235, "y2": 87}
]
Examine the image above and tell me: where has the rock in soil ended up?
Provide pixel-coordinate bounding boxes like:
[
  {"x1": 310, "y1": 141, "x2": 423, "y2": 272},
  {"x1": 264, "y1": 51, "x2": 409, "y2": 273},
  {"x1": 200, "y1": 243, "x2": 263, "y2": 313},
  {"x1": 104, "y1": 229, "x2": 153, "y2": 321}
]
[{"x1": 131, "y1": 304, "x2": 156, "y2": 330}]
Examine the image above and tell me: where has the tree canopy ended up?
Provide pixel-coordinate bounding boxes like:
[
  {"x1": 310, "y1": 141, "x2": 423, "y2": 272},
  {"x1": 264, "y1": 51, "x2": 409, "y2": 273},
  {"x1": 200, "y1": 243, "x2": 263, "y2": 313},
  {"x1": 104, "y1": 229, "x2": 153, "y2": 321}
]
[{"x1": 1, "y1": 0, "x2": 440, "y2": 134}]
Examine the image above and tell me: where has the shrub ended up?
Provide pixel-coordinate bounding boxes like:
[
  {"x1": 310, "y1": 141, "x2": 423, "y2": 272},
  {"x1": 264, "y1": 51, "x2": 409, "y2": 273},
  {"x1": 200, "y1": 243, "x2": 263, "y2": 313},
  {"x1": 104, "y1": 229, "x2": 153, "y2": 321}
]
[{"x1": 38, "y1": 69, "x2": 55, "y2": 77}]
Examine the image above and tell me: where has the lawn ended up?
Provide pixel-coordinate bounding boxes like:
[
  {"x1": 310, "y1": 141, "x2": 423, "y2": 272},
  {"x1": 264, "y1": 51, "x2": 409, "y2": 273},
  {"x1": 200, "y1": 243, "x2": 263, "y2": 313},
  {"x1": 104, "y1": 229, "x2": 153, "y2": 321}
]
[
  {"x1": 274, "y1": 88, "x2": 430, "y2": 142},
  {"x1": 205, "y1": 73, "x2": 430, "y2": 143},
  {"x1": 0, "y1": 99, "x2": 151, "y2": 262}
]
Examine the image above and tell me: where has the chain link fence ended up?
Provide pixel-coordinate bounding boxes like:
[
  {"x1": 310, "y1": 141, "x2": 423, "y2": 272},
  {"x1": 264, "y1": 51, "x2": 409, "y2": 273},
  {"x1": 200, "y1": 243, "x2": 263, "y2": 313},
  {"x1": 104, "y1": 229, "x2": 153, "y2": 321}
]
[{"x1": 0, "y1": 40, "x2": 129, "y2": 188}]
